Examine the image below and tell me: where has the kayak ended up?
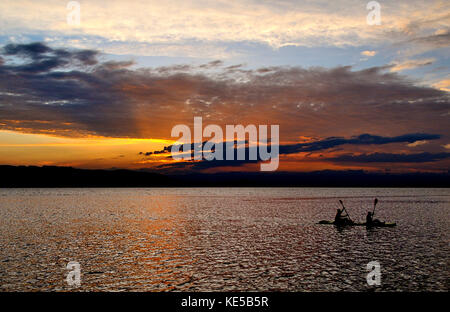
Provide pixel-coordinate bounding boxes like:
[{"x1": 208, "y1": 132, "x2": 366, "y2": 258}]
[{"x1": 318, "y1": 220, "x2": 396, "y2": 227}]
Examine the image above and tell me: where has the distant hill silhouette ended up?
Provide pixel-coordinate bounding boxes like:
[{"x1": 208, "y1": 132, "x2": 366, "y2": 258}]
[
  {"x1": 0, "y1": 165, "x2": 171, "y2": 187},
  {"x1": 0, "y1": 165, "x2": 448, "y2": 187}
]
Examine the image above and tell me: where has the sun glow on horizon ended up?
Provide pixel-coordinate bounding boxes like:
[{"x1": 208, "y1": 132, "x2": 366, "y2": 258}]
[{"x1": 0, "y1": 130, "x2": 175, "y2": 168}]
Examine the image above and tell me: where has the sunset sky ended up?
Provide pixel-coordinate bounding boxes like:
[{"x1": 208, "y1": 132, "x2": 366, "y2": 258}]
[{"x1": 0, "y1": 0, "x2": 449, "y2": 173}]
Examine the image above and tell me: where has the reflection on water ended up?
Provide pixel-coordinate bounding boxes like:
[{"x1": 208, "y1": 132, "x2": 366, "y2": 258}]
[{"x1": 0, "y1": 188, "x2": 448, "y2": 291}]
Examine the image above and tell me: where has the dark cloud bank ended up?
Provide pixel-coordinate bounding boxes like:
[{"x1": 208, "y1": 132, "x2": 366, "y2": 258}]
[
  {"x1": 140, "y1": 133, "x2": 448, "y2": 171},
  {"x1": 0, "y1": 42, "x2": 448, "y2": 140}
]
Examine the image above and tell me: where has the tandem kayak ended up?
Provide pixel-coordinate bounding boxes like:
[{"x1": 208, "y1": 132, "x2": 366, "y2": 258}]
[{"x1": 318, "y1": 220, "x2": 396, "y2": 227}]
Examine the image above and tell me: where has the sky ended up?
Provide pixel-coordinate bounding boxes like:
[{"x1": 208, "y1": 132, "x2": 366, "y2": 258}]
[{"x1": 0, "y1": 0, "x2": 449, "y2": 173}]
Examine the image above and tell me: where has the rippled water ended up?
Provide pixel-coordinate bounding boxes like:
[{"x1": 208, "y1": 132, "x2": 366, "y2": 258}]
[{"x1": 0, "y1": 188, "x2": 448, "y2": 291}]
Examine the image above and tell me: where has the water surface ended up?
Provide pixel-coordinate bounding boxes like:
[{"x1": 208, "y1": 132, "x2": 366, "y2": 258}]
[{"x1": 0, "y1": 188, "x2": 448, "y2": 291}]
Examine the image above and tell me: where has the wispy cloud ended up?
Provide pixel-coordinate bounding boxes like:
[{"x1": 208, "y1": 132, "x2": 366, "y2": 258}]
[
  {"x1": 433, "y1": 79, "x2": 450, "y2": 92},
  {"x1": 1, "y1": 0, "x2": 449, "y2": 56},
  {"x1": 324, "y1": 152, "x2": 450, "y2": 163},
  {"x1": 390, "y1": 58, "x2": 435, "y2": 72},
  {"x1": 407, "y1": 140, "x2": 428, "y2": 147}
]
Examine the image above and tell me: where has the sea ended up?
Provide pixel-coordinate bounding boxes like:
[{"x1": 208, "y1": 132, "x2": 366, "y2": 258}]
[{"x1": 0, "y1": 187, "x2": 448, "y2": 291}]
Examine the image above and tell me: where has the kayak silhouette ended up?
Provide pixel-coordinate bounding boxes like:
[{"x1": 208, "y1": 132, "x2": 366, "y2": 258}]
[
  {"x1": 317, "y1": 220, "x2": 397, "y2": 227},
  {"x1": 318, "y1": 198, "x2": 396, "y2": 227}
]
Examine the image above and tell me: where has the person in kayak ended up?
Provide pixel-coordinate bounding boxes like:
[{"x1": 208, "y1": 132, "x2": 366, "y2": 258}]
[
  {"x1": 366, "y1": 211, "x2": 384, "y2": 226},
  {"x1": 335, "y1": 208, "x2": 352, "y2": 225}
]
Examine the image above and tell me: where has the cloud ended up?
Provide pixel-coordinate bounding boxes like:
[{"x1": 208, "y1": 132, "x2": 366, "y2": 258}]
[
  {"x1": 361, "y1": 50, "x2": 377, "y2": 57},
  {"x1": 408, "y1": 32, "x2": 450, "y2": 49},
  {"x1": 433, "y1": 79, "x2": 450, "y2": 92},
  {"x1": 157, "y1": 133, "x2": 441, "y2": 157},
  {"x1": 140, "y1": 139, "x2": 248, "y2": 159},
  {"x1": 147, "y1": 133, "x2": 443, "y2": 171},
  {"x1": 0, "y1": 42, "x2": 448, "y2": 143},
  {"x1": 139, "y1": 151, "x2": 153, "y2": 156},
  {"x1": 3, "y1": 42, "x2": 98, "y2": 65},
  {"x1": 279, "y1": 133, "x2": 441, "y2": 154},
  {"x1": 1, "y1": 0, "x2": 449, "y2": 56},
  {"x1": 325, "y1": 152, "x2": 450, "y2": 163},
  {"x1": 389, "y1": 58, "x2": 435, "y2": 72},
  {"x1": 407, "y1": 140, "x2": 428, "y2": 147},
  {"x1": 3, "y1": 42, "x2": 51, "y2": 59},
  {"x1": 199, "y1": 60, "x2": 224, "y2": 68},
  {"x1": 1, "y1": 42, "x2": 98, "y2": 73}
]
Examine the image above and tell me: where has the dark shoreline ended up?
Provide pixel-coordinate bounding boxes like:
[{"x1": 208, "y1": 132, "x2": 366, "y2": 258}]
[{"x1": 1, "y1": 165, "x2": 449, "y2": 188}]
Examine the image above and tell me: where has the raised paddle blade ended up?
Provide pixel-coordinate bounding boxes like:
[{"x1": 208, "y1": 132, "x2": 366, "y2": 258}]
[{"x1": 372, "y1": 198, "x2": 378, "y2": 216}]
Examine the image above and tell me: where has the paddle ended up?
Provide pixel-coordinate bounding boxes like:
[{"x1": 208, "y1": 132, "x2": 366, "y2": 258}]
[
  {"x1": 372, "y1": 198, "x2": 378, "y2": 216},
  {"x1": 338, "y1": 199, "x2": 352, "y2": 222}
]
